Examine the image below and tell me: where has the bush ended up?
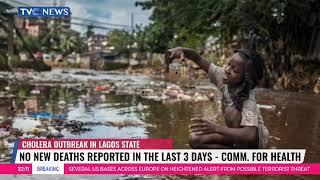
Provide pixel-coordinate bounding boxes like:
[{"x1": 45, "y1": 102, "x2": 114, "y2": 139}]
[
  {"x1": 11, "y1": 55, "x2": 51, "y2": 71},
  {"x1": 103, "y1": 62, "x2": 129, "y2": 70},
  {"x1": 0, "y1": 54, "x2": 9, "y2": 71}
]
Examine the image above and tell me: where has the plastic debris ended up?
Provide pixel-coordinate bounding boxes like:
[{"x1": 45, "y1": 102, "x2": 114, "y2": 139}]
[
  {"x1": 277, "y1": 111, "x2": 282, "y2": 116},
  {"x1": 58, "y1": 100, "x2": 66, "y2": 106},
  {"x1": 193, "y1": 92, "x2": 209, "y2": 102},
  {"x1": 95, "y1": 85, "x2": 108, "y2": 91},
  {"x1": 177, "y1": 94, "x2": 192, "y2": 101},
  {"x1": 31, "y1": 89, "x2": 40, "y2": 94},
  {"x1": 270, "y1": 136, "x2": 281, "y2": 141},
  {"x1": 103, "y1": 120, "x2": 155, "y2": 128},
  {"x1": 29, "y1": 112, "x2": 66, "y2": 119},
  {"x1": 137, "y1": 103, "x2": 144, "y2": 111},
  {"x1": 140, "y1": 89, "x2": 154, "y2": 97},
  {"x1": 257, "y1": 104, "x2": 276, "y2": 111},
  {"x1": 0, "y1": 131, "x2": 10, "y2": 139}
]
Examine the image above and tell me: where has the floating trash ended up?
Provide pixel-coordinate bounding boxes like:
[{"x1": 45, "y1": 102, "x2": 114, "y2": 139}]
[
  {"x1": 47, "y1": 127, "x2": 63, "y2": 138},
  {"x1": 163, "y1": 89, "x2": 179, "y2": 98},
  {"x1": 277, "y1": 111, "x2": 282, "y2": 116},
  {"x1": 22, "y1": 133, "x2": 36, "y2": 139},
  {"x1": 58, "y1": 100, "x2": 66, "y2": 106},
  {"x1": 103, "y1": 120, "x2": 155, "y2": 128},
  {"x1": 0, "y1": 130, "x2": 10, "y2": 139},
  {"x1": 177, "y1": 94, "x2": 192, "y2": 101},
  {"x1": 30, "y1": 89, "x2": 40, "y2": 94},
  {"x1": 95, "y1": 85, "x2": 109, "y2": 91},
  {"x1": 27, "y1": 128, "x2": 47, "y2": 137},
  {"x1": 11, "y1": 128, "x2": 24, "y2": 137},
  {"x1": 29, "y1": 112, "x2": 66, "y2": 119},
  {"x1": 136, "y1": 103, "x2": 149, "y2": 111},
  {"x1": 0, "y1": 125, "x2": 10, "y2": 139},
  {"x1": 63, "y1": 120, "x2": 92, "y2": 134},
  {"x1": 137, "y1": 103, "x2": 144, "y2": 111},
  {"x1": 0, "y1": 125, "x2": 10, "y2": 131},
  {"x1": 141, "y1": 95, "x2": 162, "y2": 101},
  {"x1": 100, "y1": 94, "x2": 106, "y2": 102},
  {"x1": 193, "y1": 92, "x2": 209, "y2": 102},
  {"x1": 257, "y1": 104, "x2": 276, "y2": 111},
  {"x1": 270, "y1": 135, "x2": 281, "y2": 141},
  {"x1": 140, "y1": 89, "x2": 154, "y2": 97},
  {"x1": 24, "y1": 98, "x2": 38, "y2": 111}
]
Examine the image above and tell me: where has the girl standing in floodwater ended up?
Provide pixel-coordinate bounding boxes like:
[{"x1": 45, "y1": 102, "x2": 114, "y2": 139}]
[{"x1": 166, "y1": 47, "x2": 269, "y2": 149}]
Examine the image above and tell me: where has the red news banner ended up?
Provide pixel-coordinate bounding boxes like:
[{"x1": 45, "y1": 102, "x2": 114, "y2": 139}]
[
  {"x1": 18, "y1": 139, "x2": 172, "y2": 149},
  {"x1": 2, "y1": 139, "x2": 320, "y2": 175}
]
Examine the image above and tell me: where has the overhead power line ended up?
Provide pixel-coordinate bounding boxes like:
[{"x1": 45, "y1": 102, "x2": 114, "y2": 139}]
[
  {"x1": 71, "y1": 21, "x2": 132, "y2": 31},
  {"x1": 72, "y1": 17, "x2": 133, "y2": 29},
  {"x1": 3, "y1": 0, "x2": 135, "y2": 30}
]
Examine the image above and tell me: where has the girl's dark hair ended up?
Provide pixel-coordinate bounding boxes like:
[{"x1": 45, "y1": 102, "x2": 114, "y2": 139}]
[{"x1": 230, "y1": 49, "x2": 264, "y2": 110}]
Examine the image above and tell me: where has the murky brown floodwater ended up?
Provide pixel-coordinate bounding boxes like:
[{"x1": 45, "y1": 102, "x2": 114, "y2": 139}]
[{"x1": 0, "y1": 70, "x2": 319, "y2": 180}]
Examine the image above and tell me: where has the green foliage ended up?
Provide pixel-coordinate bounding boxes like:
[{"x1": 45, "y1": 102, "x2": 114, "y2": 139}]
[
  {"x1": 135, "y1": 0, "x2": 218, "y2": 52},
  {"x1": 14, "y1": 25, "x2": 84, "y2": 57},
  {"x1": 136, "y1": 0, "x2": 320, "y2": 55},
  {"x1": 40, "y1": 22, "x2": 63, "y2": 52},
  {"x1": 15, "y1": 34, "x2": 41, "y2": 53},
  {"x1": 108, "y1": 30, "x2": 132, "y2": 55},
  {"x1": 0, "y1": 54, "x2": 9, "y2": 70},
  {"x1": 140, "y1": 22, "x2": 174, "y2": 53},
  {"x1": 135, "y1": 0, "x2": 320, "y2": 89},
  {"x1": 39, "y1": 22, "x2": 84, "y2": 55},
  {"x1": 59, "y1": 30, "x2": 85, "y2": 55},
  {"x1": 11, "y1": 59, "x2": 51, "y2": 71},
  {"x1": 104, "y1": 61, "x2": 129, "y2": 70},
  {"x1": 134, "y1": 25, "x2": 146, "y2": 53},
  {"x1": 0, "y1": 2, "x2": 13, "y2": 14}
]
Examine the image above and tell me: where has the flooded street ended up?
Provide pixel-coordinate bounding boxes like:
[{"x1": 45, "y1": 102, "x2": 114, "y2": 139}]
[{"x1": 0, "y1": 69, "x2": 319, "y2": 179}]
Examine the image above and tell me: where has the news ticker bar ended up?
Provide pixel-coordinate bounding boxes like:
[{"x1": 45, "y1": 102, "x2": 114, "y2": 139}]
[
  {"x1": 6, "y1": 139, "x2": 316, "y2": 175},
  {"x1": 1, "y1": 164, "x2": 320, "y2": 175}
]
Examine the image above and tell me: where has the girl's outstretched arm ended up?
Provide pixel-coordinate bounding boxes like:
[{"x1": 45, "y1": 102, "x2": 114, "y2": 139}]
[{"x1": 167, "y1": 47, "x2": 211, "y2": 73}]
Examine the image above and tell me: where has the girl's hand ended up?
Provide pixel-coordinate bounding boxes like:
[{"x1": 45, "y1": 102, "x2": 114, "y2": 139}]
[
  {"x1": 189, "y1": 118, "x2": 218, "y2": 135},
  {"x1": 165, "y1": 47, "x2": 186, "y2": 64}
]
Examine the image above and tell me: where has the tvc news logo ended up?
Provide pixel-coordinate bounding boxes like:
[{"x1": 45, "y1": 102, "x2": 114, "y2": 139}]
[{"x1": 18, "y1": 7, "x2": 71, "y2": 17}]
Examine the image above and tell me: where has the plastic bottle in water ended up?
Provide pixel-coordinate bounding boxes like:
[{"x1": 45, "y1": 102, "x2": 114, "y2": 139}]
[{"x1": 168, "y1": 59, "x2": 187, "y2": 81}]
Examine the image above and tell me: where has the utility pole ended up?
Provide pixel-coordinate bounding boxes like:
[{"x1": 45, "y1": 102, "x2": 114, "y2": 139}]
[
  {"x1": 131, "y1": 12, "x2": 134, "y2": 33},
  {"x1": 7, "y1": 14, "x2": 14, "y2": 71},
  {"x1": 128, "y1": 12, "x2": 134, "y2": 67},
  {"x1": 7, "y1": 15, "x2": 14, "y2": 56}
]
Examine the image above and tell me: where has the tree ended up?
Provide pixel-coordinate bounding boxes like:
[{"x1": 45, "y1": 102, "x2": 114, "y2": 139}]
[
  {"x1": 40, "y1": 20, "x2": 85, "y2": 55},
  {"x1": 135, "y1": 0, "x2": 217, "y2": 52},
  {"x1": 108, "y1": 30, "x2": 132, "y2": 56},
  {"x1": 136, "y1": 0, "x2": 320, "y2": 89},
  {"x1": 40, "y1": 21, "x2": 62, "y2": 52},
  {"x1": 15, "y1": 34, "x2": 41, "y2": 53},
  {"x1": 0, "y1": 2, "x2": 15, "y2": 71},
  {"x1": 59, "y1": 30, "x2": 83, "y2": 55}
]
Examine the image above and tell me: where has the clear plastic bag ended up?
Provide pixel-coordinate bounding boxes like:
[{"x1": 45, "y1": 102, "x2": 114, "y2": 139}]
[{"x1": 168, "y1": 59, "x2": 187, "y2": 81}]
